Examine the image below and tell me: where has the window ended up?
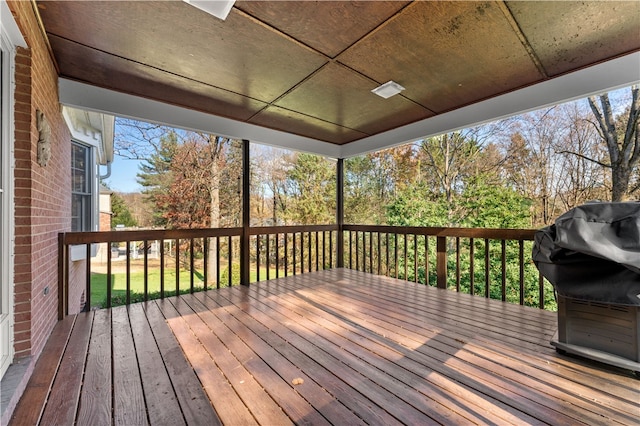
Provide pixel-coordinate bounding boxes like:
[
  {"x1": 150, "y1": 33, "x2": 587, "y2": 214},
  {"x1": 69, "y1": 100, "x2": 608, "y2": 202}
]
[{"x1": 71, "y1": 142, "x2": 93, "y2": 232}]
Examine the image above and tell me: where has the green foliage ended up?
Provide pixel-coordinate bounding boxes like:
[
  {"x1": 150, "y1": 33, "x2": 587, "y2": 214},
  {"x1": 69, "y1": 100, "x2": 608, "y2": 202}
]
[
  {"x1": 457, "y1": 175, "x2": 532, "y2": 229},
  {"x1": 386, "y1": 176, "x2": 532, "y2": 230},
  {"x1": 385, "y1": 182, "x2": 450, "y2": 227},
  {"x1": 377, "y1": 170, "x2": 552, "y2": 309},
  {"x1": 220, "y1": 262, "x2": 241, "y2": 286},
  {"x1": 137, "y1": 131, "x2": 179, "y2": 227},
  {"x1": 284, "y1": 153, "x2": 336, "y2": 224},
  {"x1": 110, "y1": 192, "x2": 138, "y2": 228}
]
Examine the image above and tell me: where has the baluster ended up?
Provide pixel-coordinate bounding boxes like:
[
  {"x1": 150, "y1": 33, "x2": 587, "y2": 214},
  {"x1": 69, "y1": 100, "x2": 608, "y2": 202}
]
[
  {"x1": 484, "y1": 238, "x2": 489, "y2": 298},
  {"x1": 469, "y1": 238, "x2": 474, "y2": 295}
]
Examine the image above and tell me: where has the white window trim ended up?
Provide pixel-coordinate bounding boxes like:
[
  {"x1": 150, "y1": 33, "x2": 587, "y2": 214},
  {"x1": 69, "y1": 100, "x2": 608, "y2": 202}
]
[
  {"x1": 1, "y1": 0, "x2": 26, "y2": 380},
  {"x1": 69, "y1": 141, "x2": 99, "y2": 261},
  {"x1": 63, "y1": 107, "x2": 108, "y2": 262}
]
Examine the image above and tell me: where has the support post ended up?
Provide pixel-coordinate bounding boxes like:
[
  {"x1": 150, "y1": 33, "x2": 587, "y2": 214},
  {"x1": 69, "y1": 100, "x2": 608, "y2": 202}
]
[
  {"x1": 58, "y1": 233, "x2": 66, "y2": 319},
  {"x1": 436, "y1": 236, "x2": 447, "y2": 289},
  {"x1": 336, "y1": 158, "x2": 344, "y2": 268},
  {"x1": 241, "y1": 139, "x2": 251, "y2": 286}
]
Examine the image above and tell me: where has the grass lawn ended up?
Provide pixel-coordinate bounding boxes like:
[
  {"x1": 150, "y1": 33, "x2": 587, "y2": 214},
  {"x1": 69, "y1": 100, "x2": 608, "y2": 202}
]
[{"x1": 90, "y1": 266, "x2": 277, "y2": 308}]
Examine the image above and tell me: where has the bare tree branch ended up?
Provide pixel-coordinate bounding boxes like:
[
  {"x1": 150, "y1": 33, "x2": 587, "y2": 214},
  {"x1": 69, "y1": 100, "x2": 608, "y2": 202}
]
[{"x1": 555, "y1": 150, "x2": 611, "y2": 168}]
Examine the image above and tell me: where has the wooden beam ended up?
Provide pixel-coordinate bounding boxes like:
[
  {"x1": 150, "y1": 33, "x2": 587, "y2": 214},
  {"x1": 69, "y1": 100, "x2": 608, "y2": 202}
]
[
  {"x1": 241, "y1": 140, "x2": 250, "y2": 286},
  {"x1": 436, "y1": 236, "x2": 447, "y2": 289},
  {"x1": 336, "y1": 158, "x2": 344, "y2": 268}
]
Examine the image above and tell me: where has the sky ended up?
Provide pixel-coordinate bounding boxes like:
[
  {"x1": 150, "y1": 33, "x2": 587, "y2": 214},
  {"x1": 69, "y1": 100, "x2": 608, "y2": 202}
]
[{"x1": 101, "y1": 156, "x2": 143, "y2": 193}]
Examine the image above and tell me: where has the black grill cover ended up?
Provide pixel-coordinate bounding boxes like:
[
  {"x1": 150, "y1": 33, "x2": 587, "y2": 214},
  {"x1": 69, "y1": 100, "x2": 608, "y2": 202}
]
[{"x1": 532, "y1": 202, "x2": 640, "y2": 306}]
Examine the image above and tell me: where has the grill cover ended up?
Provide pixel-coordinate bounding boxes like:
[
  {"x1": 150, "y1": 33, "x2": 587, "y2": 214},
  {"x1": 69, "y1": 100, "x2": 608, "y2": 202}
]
[{"x1": 533, "y1": 202, "x2": 640, "y2": 306}]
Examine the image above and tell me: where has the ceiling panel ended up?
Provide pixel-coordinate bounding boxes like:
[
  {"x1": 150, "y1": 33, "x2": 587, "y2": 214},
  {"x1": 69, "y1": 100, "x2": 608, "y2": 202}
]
[
  {"x1": 507, "y1": 1, "x2": 640, "y2": 77},
  {"x1": 236, "y1": 0, "x2": 410, "y2": 58},
  {"x1": 37, "y1": 0, "x2": 328, "y2": 102},
  {"x1": 275, "y1": 63, "x2": 433, "y2": 136},
  {"x1": 337, "y1": 1, "x2": 545, "y2": 113},
  {"x1": 48, "y1": 36, "x2": 268, "y2": 121}
]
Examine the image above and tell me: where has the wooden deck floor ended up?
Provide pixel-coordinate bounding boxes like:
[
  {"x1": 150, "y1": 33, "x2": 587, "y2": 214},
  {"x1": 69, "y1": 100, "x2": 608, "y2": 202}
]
[{"x1": 10, "y1": 269, "x2": 639, "y2": 425}]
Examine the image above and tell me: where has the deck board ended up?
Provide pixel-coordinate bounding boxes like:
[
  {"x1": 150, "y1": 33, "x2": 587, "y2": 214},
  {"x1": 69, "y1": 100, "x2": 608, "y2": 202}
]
[
  {"x1": 112, "y1": 305, "x2": 148, "y2": 426},
  {"x1": 39, "y1": 311, "x2": 93, "y2": 425},
  {"x1": 142, "y1": 300, "x2": 221, "y2": 425},
  {"x1": 193, "y1": 291, "x2": 403, "y2": 426},
  {"x1": 10, "y1": 269, "x2": 639, "y2": 425},
  {"x1": 10, "y1": 315, "x2": 76, "y2": 426},
  {"x1": 129, "y1": 303, "x2": 186, "y2": 426},
  {"x1": 77, "y1": 309, "x2": 111, "y2": 425}
]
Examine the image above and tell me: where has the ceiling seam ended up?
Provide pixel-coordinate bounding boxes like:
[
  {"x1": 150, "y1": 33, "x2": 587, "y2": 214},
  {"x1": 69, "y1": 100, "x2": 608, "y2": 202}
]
[
  {"x1": 329, "y1": 0, "x2": 415, "y2": 59},
  {"x1": 234, "y1": 7, "x2": 331, "y2": 59},
  {"x1": 334, "y1": 61, "x2": 437, "y2": 115},
  {"x1": 497, "y1": 1, "x2": 549, "y2": 79},
  {"x1": 232, "y1": 7, "x2": 337, "y2": 123},
  {"x1": 247, "y1": 62, "x2": 332, "y2": 121}
]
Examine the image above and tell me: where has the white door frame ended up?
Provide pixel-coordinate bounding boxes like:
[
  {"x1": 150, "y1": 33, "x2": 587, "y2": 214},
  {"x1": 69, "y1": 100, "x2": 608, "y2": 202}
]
[{"x1": 0, "y1": 0, "x2": 26, "y2": 379}]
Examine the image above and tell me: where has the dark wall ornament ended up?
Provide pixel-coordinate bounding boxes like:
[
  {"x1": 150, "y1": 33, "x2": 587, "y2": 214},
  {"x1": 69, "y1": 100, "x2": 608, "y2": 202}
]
[{"x1": 36, "y1": 109, "x2": 51, "y2": 167}]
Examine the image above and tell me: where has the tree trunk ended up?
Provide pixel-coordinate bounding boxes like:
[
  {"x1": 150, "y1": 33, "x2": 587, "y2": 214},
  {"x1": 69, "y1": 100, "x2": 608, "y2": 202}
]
[
  {"x1": 611, "y1": 164, "x2": 631, "y2": 202},
  {"x1": 587, "y1": 86, "x2": 640, "y2": 202}
]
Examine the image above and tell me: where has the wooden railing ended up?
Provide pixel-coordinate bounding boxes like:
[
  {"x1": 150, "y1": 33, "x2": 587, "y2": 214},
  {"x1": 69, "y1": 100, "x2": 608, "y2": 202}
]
[
  {"x1": 342, "y1": 225, "x2": 551, "y2": 310},
  {"x1": 59, "y1": 224, "x2": 552, "y2": 316},
  {"x1": 250, "y1": 225, "x2": 338, "y2": 281},
  {"x1": 58, "y1": 225, "x2": 338, "y2": 316}
]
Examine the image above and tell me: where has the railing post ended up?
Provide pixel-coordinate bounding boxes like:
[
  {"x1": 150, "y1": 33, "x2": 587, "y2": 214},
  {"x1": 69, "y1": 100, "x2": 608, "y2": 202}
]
[
  {"x1": 241, "y1": 139, "x2": 250, "y2": 286},
  {"x1": 336, "y1": 158, "x2": 344, "y2": 268},
  {"x1": 58, "y1": 233, "x2": 66, "y2": 319},
  {"x1": 436, "y1": 236, "x2": 447, "y2": 289}
]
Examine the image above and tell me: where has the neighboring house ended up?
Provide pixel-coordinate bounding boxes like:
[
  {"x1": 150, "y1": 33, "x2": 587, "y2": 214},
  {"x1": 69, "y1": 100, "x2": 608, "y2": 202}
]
[
  {"x1": 94, "y1": 184, "x2": 114, "y2": 264},
  {"x1": 99, "y1": 184, "x2": 113, "y2": 232},
  {"x1": 0, "y1": 2, "x2": 113, "y2": 419}
]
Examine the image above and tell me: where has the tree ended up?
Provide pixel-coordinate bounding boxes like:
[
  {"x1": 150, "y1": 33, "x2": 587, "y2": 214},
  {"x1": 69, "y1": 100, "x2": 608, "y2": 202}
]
[
  {"x1": 283, "y1": 153, "x2": 335, "y2": 224},
  {"x1": 344, "y1": 145, "x2": 416, "y2": 225},
  {"x1": 586, "y1": 85, "x2": 640, "y2": 201},
  {"x1": 250, "y1": 146, "x2": 294, "y2": 226},
  {"x1": 457, "y1": 175, "x2": 532, "y2": 229},
  {"x1": 418, "y1": 131, "x2": 503, "y2": 225},
  {"x1": 554, "y1": 102, "x2": 609, "y2": 210},
  {"x1": 117, "y1": 118, "x2": 242, "y2": 282},
  {"x1": 501, "y1": 108, "x2": 566, "y2": 226},
  {"x1": 386, "y1": 183, "x2": 449, "y2": 227},
  {"x1": 111, "y1": 192, "x2": 138, "y2": 228},
  {"x1": 136, "y1": 131, "x2": 178, "y2": 227}
]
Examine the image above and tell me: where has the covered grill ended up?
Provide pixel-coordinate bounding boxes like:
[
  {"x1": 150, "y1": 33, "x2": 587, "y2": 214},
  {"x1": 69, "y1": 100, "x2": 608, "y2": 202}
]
[{"x1": 533, "y1": 202, "x2": 640, "y2": 375}]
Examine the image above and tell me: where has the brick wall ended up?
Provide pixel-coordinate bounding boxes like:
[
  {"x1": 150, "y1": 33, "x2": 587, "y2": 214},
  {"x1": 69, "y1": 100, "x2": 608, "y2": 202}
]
[{"x1": 9, "y1": 1, "x2": 84, "y2": 360}]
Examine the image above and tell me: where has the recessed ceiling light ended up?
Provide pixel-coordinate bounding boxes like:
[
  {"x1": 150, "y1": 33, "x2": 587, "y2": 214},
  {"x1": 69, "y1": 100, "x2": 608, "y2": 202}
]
[
  {"x1": 371, "y1": 81, "x2": 405, "y2": 99},
  {"x1": 183, "y1": 0, "x2": 235, "y2": 20}
]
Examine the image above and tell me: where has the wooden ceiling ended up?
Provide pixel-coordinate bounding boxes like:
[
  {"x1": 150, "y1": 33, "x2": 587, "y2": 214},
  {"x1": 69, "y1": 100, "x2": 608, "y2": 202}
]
[{"x1": 36, "y1": 1, "x2": 640, "y2": 148}]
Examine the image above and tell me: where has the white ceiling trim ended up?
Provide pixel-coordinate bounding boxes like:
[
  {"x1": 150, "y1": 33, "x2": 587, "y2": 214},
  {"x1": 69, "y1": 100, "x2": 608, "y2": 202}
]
[{"x1": 59, "y1": 51, "x2": 639, "y2": 160}]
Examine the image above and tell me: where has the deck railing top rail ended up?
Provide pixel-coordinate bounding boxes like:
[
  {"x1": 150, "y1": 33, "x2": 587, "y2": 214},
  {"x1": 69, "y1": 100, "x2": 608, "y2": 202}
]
[
  {"x1": 61, "y1": 227, "x2": 243, "y2": 244},
  {"x1": 343, "y1": 224, "x2": 537, "y2": 240}
]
